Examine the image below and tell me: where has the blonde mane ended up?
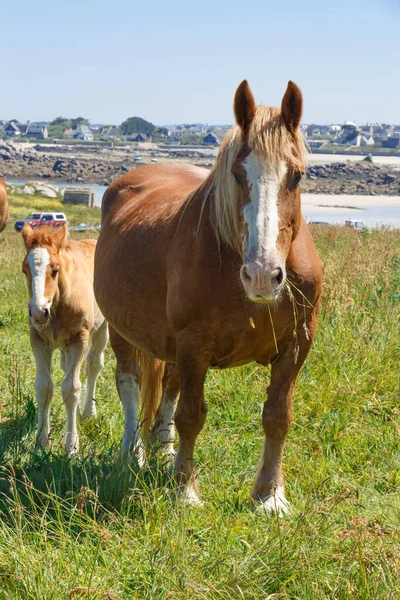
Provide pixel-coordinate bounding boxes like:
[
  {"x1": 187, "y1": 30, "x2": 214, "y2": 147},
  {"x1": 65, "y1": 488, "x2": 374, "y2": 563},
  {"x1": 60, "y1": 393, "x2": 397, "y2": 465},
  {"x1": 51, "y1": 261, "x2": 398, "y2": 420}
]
[{"x1": 198, "y1": 104, "x2": 307, "y2": 253}]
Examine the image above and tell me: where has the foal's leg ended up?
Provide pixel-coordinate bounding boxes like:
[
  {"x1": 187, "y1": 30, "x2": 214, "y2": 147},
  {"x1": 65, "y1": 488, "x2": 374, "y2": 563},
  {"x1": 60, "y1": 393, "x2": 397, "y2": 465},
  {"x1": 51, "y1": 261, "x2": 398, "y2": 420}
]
[
  {"x1": 62, "y1": 333, "x2": 87, "y2": 454},
  {"x1": 174, "y1": 335, "x2": 209, "y2": 505},
  {"x1": 151, "y1": 362, "x2": 180, "y2": 457},
  {"x1": 252, "y1": 339, "x2": 312, "y2": 515},
  {"x1": 31, "y1": 329, "x2": 53, "y2": 449},
  {"x1": 109, "y1": 326, "x2": 144, "y2": 465},
  {"x1": 81, "y1": 320, "x2": 109, "y2": 421}
]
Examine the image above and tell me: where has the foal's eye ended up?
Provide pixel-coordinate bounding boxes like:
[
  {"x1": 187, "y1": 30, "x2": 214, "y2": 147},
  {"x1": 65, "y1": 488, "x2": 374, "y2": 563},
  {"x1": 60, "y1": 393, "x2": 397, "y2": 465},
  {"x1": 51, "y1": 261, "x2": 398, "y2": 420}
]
[
  {"x1": 233, "y1": 173, "x2": 243, "y2": 186},
  {"x1": 51, "y1": 266, "x2": 60, "y2": 277}
]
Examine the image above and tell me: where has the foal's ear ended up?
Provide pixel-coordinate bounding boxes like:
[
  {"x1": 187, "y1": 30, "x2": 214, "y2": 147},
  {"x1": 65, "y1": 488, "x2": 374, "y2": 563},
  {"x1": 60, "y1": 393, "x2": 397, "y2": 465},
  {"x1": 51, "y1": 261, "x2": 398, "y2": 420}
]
[
  {"x1": 53, "y1": 222, "x2": 68, "y2": 247},
  {"x1": 21, "y1": 223, "x2": 34, "y2": 249},
  {"x1": 234, "y1": 80, "x2": 256, "y2": 134},
  {"x1": 281, "y1": 81, "x2": 303, "y2": 134}
]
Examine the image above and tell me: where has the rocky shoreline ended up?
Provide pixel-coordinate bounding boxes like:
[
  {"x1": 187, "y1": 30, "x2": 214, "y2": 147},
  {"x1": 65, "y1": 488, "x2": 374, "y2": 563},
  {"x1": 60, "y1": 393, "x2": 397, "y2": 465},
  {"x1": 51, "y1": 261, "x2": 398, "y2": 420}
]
[{"x1": 1, "y1": 141, "x2": 399, "y2": 195}]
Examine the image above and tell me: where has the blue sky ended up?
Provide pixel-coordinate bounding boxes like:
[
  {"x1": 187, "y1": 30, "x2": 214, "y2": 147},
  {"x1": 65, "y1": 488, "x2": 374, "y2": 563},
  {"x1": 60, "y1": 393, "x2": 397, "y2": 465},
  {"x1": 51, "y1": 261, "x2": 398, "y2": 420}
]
[{"x1": 2, "y1": 0, "x2": 399, "y2": 125}]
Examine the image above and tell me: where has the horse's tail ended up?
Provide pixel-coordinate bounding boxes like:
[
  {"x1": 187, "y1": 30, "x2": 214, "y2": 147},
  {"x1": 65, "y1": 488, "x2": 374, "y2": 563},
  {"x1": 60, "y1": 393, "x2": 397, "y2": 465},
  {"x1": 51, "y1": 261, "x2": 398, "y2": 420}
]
[{"x1": 137, "y1": 351, "x2": 165, "y2": 434}]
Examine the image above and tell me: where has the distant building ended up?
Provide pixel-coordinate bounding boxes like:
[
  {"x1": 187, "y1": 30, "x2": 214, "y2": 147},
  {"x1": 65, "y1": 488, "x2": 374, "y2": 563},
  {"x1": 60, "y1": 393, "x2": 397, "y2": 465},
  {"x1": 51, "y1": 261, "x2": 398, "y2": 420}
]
[
  {"x1": 382, "y1": 138, "x2": 400, "y2": 149},
  {"x1": 203, "y1": 132, "x2": 221, "y2": 145},
  {"x1": 26, "y1": 123, "x2": 48, "y2": 139},
  {"x1": 307, "y1": 140, "x2": 328, "y2": 149},
  {"x1": 101, "y1": 126, "x2": 122, "y2": 139},
  {"x1": 349, "y1": 134, "x2": 373, "y2": 147},
  {"x1": 4, "y1": 122, "x2": 21, "y2": 136},
  {"x1": 128, "y1": 133, "x2": 147, "y2": 142},
  {"x1": 73, "y1": 124, "x2": 93, "y2": 141}
]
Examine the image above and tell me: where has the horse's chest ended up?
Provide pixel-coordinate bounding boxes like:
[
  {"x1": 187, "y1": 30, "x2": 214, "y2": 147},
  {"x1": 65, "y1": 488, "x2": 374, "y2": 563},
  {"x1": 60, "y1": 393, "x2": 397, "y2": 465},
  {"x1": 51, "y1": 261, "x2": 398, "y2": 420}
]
[
  {"x1": 210, "y1": 322, "x2": 278, "y2": 369},
  {"x1": 33, "y1": 315, "x2": 89, "y2": 349}
]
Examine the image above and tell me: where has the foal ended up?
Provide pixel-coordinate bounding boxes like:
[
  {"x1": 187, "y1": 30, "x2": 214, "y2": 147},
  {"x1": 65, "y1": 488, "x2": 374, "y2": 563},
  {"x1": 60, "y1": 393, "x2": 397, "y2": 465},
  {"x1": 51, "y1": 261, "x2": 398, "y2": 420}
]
[
  {"x1": 22, "y1": 223, "x2": 108, "y2": 454},
  {"x1": 0, "y1": 177, "x2": 9, "y2": 233}
]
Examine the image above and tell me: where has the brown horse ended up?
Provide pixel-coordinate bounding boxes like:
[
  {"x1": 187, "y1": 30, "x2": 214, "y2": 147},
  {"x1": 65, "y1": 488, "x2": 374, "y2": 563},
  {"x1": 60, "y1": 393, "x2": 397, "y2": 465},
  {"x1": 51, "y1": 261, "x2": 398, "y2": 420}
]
[
  {"x1": 0, "y1": 177, "x2": 9, "y2": 233},
  {"x1": 22, "y1": 223, "x2": 108, "y2": 454},
  {"x1": 94, "y1": 80, "x2": 322, "y2": 513}
]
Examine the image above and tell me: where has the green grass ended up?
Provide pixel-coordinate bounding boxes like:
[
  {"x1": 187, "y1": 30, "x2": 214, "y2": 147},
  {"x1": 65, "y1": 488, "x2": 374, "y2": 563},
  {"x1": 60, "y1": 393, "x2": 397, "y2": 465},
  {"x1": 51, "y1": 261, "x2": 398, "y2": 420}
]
[{"x1": 0, "y1": 194, "x2": 399, "y2": 599}]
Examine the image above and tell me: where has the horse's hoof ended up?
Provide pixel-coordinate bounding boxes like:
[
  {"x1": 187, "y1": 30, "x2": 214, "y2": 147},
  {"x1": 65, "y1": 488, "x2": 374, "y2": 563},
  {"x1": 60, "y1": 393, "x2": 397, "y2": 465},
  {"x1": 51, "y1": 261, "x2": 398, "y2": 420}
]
[
  {"x1": 253, "y1": 489, "x2": 291, "y2": 517},
  {"x1": 80, "y1": 409, "x2": 97, "y2": 422},
  {"x1": 119, "y1": 440, "x2": 147, "y2": 468},
  {"x1": 65, "y1": 433, "x2": 79, "y2": 456},
  {"x1": 178, "y1": 485, "x2": 203, "y2": 508}
]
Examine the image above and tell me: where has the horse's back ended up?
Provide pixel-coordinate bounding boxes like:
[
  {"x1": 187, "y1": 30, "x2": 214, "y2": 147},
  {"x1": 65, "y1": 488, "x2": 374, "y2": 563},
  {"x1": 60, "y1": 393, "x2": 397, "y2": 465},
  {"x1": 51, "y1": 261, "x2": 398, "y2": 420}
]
[
  {"x1": 0, "y1": 178, "x2": 9, "y2": 233},
  {"x1": 101, "y1": 162, "x2": 209, "y2": 225}
]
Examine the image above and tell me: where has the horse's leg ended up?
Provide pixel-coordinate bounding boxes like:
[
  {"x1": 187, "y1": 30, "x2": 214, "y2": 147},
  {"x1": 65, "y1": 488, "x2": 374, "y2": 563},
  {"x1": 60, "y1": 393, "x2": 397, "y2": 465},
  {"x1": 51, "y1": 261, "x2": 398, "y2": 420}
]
[
  {"x1": 62, "y1": 333, "x2": 87, "y2": 454},
  {"x1": 150, "y1": 362, "x2": 180, "y2": 457},
  {"x1": 81, "y1": 320, "x2": 109, "y2": 421},
  {"x1": 109, "y1": 326, "x2": 144, "y2": 465},
  {"x1": 31, "y1": 329, "x2": 53, "y2": 449},
  {"x1": 174, "y1": 336, "x2": 209, "y2": 505},
  {"x1": 252, "y1": 337, "x2": 313, "y2": 515}
]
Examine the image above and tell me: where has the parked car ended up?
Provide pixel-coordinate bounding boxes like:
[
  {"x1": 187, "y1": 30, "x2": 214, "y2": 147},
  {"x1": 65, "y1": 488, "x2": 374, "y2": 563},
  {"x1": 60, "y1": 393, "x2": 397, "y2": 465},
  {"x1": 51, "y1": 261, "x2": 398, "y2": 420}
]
[
  {"x1": 345, "y1": 219, "x2": 365, "y2": 230},
  {"x1": 309, "y1": 221, "x2": 331, "y2": 227},
  {"x1": 14, "y1": 212, "x2": 67, "y2": 232}
]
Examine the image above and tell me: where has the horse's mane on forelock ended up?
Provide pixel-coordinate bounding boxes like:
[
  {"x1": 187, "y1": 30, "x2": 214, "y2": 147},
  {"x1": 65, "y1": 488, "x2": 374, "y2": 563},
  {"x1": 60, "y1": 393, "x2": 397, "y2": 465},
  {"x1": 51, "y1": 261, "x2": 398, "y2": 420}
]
[
  {"x1": 26, "y1": 228, "x2": 70, "y2": 251},
  {"x1": 193, "y1": 104, "x2": 307, "y2": 253}
]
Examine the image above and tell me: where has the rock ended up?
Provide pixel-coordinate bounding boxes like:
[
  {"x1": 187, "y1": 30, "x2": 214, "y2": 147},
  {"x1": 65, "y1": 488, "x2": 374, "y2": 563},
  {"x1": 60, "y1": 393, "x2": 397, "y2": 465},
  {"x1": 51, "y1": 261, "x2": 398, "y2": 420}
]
[
  {"x1": 23, "y1": 185, "x2": 35, "y2": 195},
  {"x1": 384, "y1": 174, "x2": 396, "y2": 184}
]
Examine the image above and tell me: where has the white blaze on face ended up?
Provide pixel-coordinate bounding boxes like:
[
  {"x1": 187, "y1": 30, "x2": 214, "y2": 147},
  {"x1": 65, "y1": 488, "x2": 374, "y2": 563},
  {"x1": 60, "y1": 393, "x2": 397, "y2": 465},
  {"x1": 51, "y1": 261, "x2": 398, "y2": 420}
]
[
  {"x1": 242, "y1": 152, "x2": 287, "y2": 265},
  {"x1": 27, "y1": 247, "x2": 50, "y2": 310}
]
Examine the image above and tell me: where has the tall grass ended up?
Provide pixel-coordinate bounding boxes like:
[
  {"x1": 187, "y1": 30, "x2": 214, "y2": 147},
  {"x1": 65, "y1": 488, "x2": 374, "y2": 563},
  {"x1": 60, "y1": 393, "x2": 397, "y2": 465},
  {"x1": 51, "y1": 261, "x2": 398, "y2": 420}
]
[{"x1": 0, "y1": 196, "x2": 399, "y2": 599}]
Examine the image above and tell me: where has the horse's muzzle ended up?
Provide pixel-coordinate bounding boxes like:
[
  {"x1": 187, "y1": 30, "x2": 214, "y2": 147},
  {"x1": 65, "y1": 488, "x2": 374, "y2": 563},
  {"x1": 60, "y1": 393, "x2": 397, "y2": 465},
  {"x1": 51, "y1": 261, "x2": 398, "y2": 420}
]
[
  {"x1": 240, "y1": 263, "x2": 285, "y2": 303},
  {"x1": 29, "y1": 304, "x2": 50, "y2": 324}
]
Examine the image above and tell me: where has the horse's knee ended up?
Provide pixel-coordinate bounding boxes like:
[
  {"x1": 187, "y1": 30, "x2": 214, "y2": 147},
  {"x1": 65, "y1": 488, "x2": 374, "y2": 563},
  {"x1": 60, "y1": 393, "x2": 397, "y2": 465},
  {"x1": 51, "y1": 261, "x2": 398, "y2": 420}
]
[
  {"x1": 87, "y1": 353, "x2": 104, "y2": 376},
  {"x1": 174, "y1": 400, "x2": 207, "y2": 438},
  {"x1": 35, "y1": 379, "x2": 53, "y2": 403},
  {"x1": 262, "y1": 401, "x2": 292, "y2": 439},
  {"x1": 62, "y1": 377, "x2": 81, "y2": 406}
]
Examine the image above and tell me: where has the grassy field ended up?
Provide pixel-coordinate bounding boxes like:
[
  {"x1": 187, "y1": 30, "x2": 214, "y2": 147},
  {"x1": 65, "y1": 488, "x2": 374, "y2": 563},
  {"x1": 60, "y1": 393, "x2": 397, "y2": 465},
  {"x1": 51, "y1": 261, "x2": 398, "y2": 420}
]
[{"x1": 0, "y1": 192, "x2": 399, "y2": 599}]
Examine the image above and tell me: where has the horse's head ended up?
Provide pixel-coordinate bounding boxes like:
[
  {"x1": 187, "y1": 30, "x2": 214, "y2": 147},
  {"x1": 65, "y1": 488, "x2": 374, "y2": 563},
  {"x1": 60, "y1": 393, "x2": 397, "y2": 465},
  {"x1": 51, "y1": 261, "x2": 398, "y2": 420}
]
[
  {"x1": 213, "y1": 80, "x2": 306, "y2": 303},
  {"x1": 21, "y1": 223, "x2": 68, "y2": 325}
]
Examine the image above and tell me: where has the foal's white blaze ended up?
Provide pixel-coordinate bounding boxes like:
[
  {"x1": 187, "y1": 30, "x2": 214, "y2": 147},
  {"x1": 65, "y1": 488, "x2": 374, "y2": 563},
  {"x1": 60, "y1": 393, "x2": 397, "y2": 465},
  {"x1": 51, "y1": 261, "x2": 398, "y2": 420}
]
[
  {"x1": 28, "y1": 247, "x2": 51, "y2": 312},
  {"x1": 242, "y1": 152, "x2": 287, "y2": 264}
]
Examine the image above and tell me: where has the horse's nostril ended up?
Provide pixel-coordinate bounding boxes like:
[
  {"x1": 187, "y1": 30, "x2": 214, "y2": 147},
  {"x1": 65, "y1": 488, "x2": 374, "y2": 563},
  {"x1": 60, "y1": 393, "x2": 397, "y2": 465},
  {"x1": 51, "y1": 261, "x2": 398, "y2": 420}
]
[
  {"x1": 29, "y1": 306, "x2": 32, "y2": 317},
  {"x1": 43, "y1": 308, "x2": 49, "y2": 319},
  {"x1": 273, "y1": 268, "x2": 284, "y2": 285}
]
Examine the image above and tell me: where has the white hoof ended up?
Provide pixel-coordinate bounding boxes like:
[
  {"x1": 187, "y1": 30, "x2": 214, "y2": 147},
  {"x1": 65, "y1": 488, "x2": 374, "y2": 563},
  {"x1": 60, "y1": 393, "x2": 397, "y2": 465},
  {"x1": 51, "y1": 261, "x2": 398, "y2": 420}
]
[
  {"x1": 36, "y1": 432, "x2": 50, "y2": 450},
  {"x1": 254, "y1": 488, "x2": 290, "y2": 517},
  {"x1": 119, "y1": 437, "x2": 147, "y2": 468},
  {"x1": 65, "y1": 433, "x2": 79, "y2": 456},
  {"x1": 178, "y1": 485, "x2": 203, "y2": 507},
  {"x1": 80, "y1": 403, "x2": 97, "y2": 422}
]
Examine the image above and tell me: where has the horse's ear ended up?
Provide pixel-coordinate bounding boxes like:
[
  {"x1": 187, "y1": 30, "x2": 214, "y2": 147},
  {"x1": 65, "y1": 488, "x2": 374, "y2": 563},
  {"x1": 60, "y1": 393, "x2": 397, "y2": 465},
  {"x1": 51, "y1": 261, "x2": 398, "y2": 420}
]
[
  {"x1": 21, "y1": 223, "x2": 34, "y2": 249},
  {"x1": 53, "y1": 223, "x2": 68, "y2": 247},
  {"x1": 234, "y1": 80, "x2": 256, "y2": 134},
  {"x1": 281, "y1": 81, "x2": 303, "y2": 134}
]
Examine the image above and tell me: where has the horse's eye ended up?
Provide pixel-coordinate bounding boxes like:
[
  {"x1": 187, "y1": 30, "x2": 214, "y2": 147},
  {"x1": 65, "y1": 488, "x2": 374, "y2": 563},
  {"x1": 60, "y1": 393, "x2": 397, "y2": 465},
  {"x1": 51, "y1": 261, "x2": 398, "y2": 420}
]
[
  {"x1": 292, "y1": 171, "x2": 302, "y2": 187},
  {"x1": 233, "y1": 173, "x2": 243, "y2": 186},
  {"x1": 51, "y1": 266, "x2": 60, "y2": 277}
]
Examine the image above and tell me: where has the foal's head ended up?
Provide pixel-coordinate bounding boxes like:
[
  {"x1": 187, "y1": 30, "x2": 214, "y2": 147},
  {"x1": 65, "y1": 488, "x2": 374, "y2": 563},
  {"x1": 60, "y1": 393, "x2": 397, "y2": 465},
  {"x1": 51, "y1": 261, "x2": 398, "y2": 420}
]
[
  {"x1": 21, "y1": 223, "x2": 68, "y2": 324},
  {"x1": 211, "y1": 80, "x2": 306, "y2": 303}
]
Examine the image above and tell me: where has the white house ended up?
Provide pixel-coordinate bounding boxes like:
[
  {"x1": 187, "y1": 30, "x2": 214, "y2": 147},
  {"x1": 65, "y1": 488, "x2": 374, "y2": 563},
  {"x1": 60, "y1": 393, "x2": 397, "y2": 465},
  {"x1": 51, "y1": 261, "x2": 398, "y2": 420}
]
[
  {"x1": 4, "y1": 122, "x2": 21, "y2": 137},
  {"x1": 73, "y1": 125, "x2": 93, "y2": 141}
]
